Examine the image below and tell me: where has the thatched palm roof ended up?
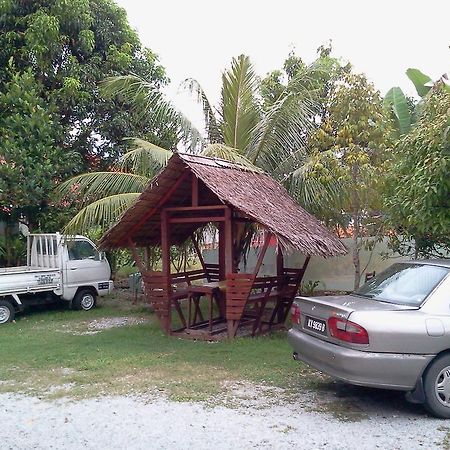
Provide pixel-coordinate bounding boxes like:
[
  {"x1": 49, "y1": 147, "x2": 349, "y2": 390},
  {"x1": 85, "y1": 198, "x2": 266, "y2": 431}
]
[{"x1": 99, "y1": 153, "x2": 347, "y2": 257}]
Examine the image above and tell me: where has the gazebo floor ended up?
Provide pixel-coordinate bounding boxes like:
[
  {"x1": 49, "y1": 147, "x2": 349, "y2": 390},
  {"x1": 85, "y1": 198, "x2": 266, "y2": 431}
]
[{"x1": 170, "y1": 316, "x2": 286, "y2": 341}]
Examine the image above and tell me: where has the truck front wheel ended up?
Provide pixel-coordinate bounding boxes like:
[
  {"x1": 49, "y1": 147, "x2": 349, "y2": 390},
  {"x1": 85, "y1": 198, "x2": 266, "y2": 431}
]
[
  {"x1": 0, "y1": 300, "x2": 15, "y2": 324},
  {"x1": 72, "y1": 289, "x2": 97, "y2": 311}
]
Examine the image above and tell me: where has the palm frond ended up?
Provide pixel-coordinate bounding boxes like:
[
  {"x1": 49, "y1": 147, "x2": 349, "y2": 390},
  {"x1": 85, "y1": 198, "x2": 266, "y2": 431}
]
[
  {"x1": 55, "y1": 172, "x2": 149, "y2": 206},
  {"x1": 282, "y1": 149, "x2": 345, "y2": 212},
  {"x1": 183, "y1": 78, "x2": 222, "y2": 144},
  {"x1": 63, "y1": 193, "x2": 140, "y2": 235},
  {"x1": 101, "y1": 74, "x2": 204, "y2": 151},
  {"x1": 247, "y1": 61, "x2": 329, "y2": 172},
  {"x1": 200, "y1": 144, "x2": 262, "y2": 172},
  {"x1": 220, "y1": 55, "x2": 261, "y2": 151},
  {"x1": 247, "y1": 92, "x2": 316, "y2": 172},
  {"x1": 120, "y1": 139, "x2": 173, "y2": 176}
]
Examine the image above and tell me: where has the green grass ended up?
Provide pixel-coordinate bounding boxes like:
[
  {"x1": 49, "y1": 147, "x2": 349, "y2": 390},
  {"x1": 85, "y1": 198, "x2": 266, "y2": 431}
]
[{"x1": 0, "y1": 292, "x2": 325, "y2": 402}]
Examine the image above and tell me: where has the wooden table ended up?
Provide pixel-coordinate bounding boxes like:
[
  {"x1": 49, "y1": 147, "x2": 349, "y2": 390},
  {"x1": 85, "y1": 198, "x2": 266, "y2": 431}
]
[{"x1": 187, "y1": 281, "x2": 226, "y2": 333}]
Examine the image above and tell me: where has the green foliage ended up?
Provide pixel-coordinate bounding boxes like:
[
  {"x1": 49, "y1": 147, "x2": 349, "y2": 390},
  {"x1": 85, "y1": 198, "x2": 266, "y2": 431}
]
[
  {"x1": 1, "y1": 0, "x2": 171, "y2": 165},
  {"x1": 0, "y1": 69, "x2": 79, "y2": 230},
  {"x1": 56, "y1": 142, "x2": 167, "y2": 234},
  {"x1": 220, "y1": 55, "x2": 260, "y2": 151},
  {"x1": 406, "y1": 68, "x2": 432, "y2": 98},
  {"x1": 384, "y1": 87, "x2": 450, "y2": 257},
  {"x1": 0, "y1": 0, "x2": 175, "y2": 232},
  {"x1": 383, "y1": 87, "x2": 411, "y2": 135},
  {"x1": 0, "y1": 234, "x2": 27, "y2": 267},
  {"x1": 307, "y1": 72, "x2": 393, "y2": 288}
]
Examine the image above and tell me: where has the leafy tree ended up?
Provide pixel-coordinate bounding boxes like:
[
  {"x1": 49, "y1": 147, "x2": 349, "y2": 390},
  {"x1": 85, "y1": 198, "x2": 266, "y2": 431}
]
[
  {"x1": 0, "y1": 0, "x2": 172, "y2": 167},
  {"x1": 309, "y1": 73, "x2": 393, "y2": 289},
  {"x1": 0, "y1": 0, "x2": 177, "y2": 240},
  {"x1": 0, "y1": 68, "x2": 78, "y2": 264},
  {"x1": 384, "y1": 85, "x2": 450, "y2": 257}
]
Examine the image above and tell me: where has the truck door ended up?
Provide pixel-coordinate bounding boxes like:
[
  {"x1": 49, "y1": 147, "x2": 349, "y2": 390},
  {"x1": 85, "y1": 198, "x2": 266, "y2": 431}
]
[{"x1": 64, "y1": 239, "x2": 110, "y2": 289}]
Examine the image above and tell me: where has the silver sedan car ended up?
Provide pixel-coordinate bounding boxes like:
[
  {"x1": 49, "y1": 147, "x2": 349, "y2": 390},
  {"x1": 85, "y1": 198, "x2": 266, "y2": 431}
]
[{"x1": 288, "y1": 260, "x2": 450, "y2": 418}]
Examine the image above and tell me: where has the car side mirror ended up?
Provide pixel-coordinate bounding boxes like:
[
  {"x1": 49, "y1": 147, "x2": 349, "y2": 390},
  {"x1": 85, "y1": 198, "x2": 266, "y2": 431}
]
[{"x1": 98, "y1": 251, "x2": 106, "y2": 261}]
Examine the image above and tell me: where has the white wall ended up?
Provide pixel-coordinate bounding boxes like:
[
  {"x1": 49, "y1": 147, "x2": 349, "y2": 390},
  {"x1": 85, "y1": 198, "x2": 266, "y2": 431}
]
[{"x1": 203, "y1": 237, "x2": 415, "y2": 292}]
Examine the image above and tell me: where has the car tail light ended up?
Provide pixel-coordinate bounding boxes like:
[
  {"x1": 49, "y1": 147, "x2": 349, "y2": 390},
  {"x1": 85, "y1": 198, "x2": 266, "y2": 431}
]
[
  {"x1": 328, "y1": 317, "x2": 369, "y2": 344},
  {"x1": 291, "y1": 304, "x2": 301, "y2": 325}
]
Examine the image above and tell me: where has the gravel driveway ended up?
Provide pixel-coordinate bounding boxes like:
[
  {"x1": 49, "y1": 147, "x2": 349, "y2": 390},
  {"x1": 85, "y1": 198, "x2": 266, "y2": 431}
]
[{"x1": 2, "y1": 383, "x2": 449, "y2": 450}]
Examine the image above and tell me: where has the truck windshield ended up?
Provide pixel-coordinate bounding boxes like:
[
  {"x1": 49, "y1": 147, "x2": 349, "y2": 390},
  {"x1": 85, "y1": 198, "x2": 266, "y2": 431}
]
[
  {"x1": 68, "y1": 240, "x2": 98, "y2": 260},
  {"x1": 354, "y1": 263, "x2": 449, "y2": 306}
]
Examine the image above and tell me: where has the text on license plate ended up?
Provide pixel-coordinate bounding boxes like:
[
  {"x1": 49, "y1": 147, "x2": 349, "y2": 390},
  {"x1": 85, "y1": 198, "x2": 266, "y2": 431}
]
[{"x1": 304, "y1": 316, "x2": 327, "y2": 335}]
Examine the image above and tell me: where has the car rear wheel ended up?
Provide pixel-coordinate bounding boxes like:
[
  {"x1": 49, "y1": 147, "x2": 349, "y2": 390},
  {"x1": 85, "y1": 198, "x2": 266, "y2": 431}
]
[{"x1": 424, "y1": 354, "x2": 450, "y2": 418}]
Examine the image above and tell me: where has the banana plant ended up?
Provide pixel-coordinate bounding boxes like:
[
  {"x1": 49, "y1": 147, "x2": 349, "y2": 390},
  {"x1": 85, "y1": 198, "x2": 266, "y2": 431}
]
[{"x1": 384, "y1": 67, "x2": 450, "y2": 137}]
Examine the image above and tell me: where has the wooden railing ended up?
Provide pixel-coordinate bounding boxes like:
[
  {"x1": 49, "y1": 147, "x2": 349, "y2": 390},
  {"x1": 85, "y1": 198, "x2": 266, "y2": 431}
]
[{"x1": 141, "y1": 271, "x2": 171, "y2": 331}]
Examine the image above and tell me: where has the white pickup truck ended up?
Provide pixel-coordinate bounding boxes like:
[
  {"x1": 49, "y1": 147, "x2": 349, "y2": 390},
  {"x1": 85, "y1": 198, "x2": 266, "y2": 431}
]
[{"x1": 0, "y1": 233, "x2": 113, "y2": 324}]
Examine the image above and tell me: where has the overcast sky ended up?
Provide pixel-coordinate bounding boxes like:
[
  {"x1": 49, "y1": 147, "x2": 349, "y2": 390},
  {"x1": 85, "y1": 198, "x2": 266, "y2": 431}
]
[{"x1": 116, "y1": 0, "x2": 449, "y2": 127}]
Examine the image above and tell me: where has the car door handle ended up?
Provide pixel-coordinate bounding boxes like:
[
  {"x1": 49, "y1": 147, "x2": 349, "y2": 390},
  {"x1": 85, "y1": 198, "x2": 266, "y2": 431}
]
[{"x1": 70, "y1": 268, "x2": 78, "y2": 271}]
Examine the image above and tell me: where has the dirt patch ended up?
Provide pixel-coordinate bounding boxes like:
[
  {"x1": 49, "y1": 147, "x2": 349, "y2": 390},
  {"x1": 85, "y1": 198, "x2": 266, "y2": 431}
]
[{"x1": 57, "y1": 316, "x2": 149, "y2": 335}]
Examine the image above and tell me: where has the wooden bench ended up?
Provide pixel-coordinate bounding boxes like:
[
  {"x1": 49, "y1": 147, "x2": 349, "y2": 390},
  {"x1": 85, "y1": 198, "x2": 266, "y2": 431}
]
[{"x1": 226, "y1": 274, "x2": 284, "y2": 337}]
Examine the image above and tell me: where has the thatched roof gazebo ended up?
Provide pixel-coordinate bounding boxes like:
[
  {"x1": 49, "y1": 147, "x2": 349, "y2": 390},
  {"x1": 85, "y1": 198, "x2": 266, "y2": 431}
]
[{"x1": 100, "y1": 153, "x2": 346, "y2": 339}]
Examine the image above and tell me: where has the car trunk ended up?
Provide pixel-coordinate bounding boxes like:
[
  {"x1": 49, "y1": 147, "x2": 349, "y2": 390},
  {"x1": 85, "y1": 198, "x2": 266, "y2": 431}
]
[{"x1": 293, "y1": 295, "x2": 418, "y2": 348}]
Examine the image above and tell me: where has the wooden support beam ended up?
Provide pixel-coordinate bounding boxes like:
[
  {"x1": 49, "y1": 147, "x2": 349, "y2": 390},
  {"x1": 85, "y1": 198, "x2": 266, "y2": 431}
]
[
  {"x1": 253, "y1": 232, "x2": 271, "y2": 276},
  {"x1": 163, "y1": 205, "x2": 227, "y2": 213},
  {"x1": 224, "y1": 207, "x2": 233, "y2": 275},
  {"x1": 128, "y1": 238, "x2": 145, "y2": 273},
  {"x1": 168, "y1": 216, "x2": 226, "y2": 224},
  {"x1": 191, "y1": 174, "x2": 199, "y2": 207},
  {"x1": 191, "y1": 234, "x2": 207, "y2": 272}
]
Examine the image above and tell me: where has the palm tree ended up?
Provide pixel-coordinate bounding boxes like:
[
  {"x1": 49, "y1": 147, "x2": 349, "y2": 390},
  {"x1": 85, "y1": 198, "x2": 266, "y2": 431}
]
[{"x1": 57, "y1": 55, "x2": 341, "y2": 237}]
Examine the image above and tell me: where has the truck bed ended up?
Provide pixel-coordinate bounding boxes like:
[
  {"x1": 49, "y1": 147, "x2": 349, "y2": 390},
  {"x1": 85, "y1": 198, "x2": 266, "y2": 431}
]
[{"x1": 0, "y1": 266, "x2": 61, "y2": 296}]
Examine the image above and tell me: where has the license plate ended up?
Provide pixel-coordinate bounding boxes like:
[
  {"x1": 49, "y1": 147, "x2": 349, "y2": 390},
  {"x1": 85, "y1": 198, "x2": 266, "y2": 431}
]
[{"x1": 304, "y1": 316, "x2": 327, "y2": 335}]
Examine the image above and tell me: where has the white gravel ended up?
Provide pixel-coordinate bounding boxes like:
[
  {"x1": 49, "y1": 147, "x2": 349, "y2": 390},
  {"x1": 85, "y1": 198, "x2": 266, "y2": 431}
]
[{"x1": 1, "y1": 388, "x2": 448, "y2": 450}]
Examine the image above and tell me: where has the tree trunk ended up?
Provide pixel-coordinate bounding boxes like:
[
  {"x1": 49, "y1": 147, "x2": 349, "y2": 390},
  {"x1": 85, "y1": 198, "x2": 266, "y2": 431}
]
[
  {"x1": 351, "y1": 163, "x2": 361, "y2": 291},
  {"x1": 352, "y1": 211, "x2": 360, "y2": 291}
]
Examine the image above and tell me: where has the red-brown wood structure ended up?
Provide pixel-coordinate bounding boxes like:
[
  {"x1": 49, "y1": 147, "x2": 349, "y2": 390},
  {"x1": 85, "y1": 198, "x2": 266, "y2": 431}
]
[{"x1": 99, "y1": 153, "x2": 347, "y2": 339}]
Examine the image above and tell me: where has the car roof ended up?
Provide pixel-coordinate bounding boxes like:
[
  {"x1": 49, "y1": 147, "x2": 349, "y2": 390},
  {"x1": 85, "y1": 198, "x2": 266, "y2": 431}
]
[{"x1": 406, "y1": 259, "x2": 450, "y2": 268}]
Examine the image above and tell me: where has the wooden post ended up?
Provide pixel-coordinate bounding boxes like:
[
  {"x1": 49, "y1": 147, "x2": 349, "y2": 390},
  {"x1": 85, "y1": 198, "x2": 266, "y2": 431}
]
[
  {"x1": 275, "y1": 241, "x2": 285, "y2": 324},
  {"x1": 276, "y1": 242, "x2": 284, "y2": 279},
  {"x1": 161, "y1": 209, "x2": 171, "y2": 332},
  {"x1": 218, "y1": 222, "x2": 225, "y2": 280},
  {"x1": 224, "y1": 207, "x2": 233, "y2": 276}
]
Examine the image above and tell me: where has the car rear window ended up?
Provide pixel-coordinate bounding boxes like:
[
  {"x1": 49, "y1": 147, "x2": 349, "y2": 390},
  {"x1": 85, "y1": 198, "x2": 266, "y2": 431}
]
[{"x1": 354, "y1": 263, "x2": 449, "y2": 306}]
